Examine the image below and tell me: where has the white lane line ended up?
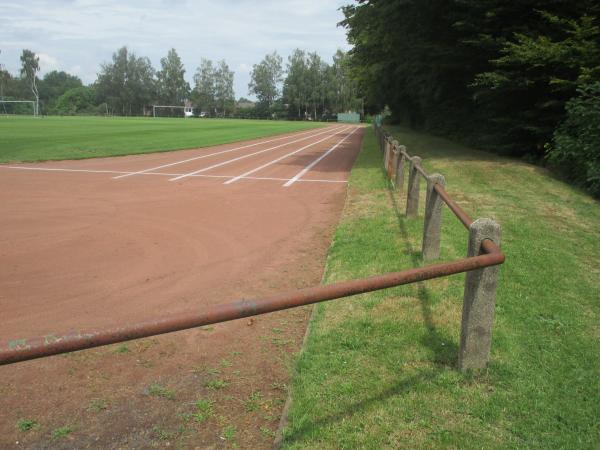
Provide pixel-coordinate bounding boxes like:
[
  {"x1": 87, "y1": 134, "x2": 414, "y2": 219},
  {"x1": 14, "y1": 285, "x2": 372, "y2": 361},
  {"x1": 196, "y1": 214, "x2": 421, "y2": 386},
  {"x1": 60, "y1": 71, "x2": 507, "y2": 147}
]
[
  {"x1": 1, "y1": 166, "x2": 347, "y2": 184},
  {"x1": 283, "y1": 126, "x2": 360, "y2": 187},
  {"x1": 168, "y1": 125, "x2": 345, "y2": 182},
  {"x1": 223, "y1": 126, "x2": 352, "y2": 185},
  {"x1": 111, "y1": 125, "x2": 335, "y2": 179}
]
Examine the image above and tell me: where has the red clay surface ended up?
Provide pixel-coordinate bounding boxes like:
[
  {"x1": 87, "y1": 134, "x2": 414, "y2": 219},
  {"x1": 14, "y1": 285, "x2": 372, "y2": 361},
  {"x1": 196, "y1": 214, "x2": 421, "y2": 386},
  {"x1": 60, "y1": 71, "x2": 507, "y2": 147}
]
[{"x1": 0, "y1": 124, "x2": 364, "y2": 448}]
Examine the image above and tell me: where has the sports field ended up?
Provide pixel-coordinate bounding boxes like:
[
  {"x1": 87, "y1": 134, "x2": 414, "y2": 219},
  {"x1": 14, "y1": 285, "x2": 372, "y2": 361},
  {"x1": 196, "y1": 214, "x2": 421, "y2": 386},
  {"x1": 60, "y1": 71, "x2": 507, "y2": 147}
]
[
  {"x1": 0, "y1": 116, "x2": 323, "y2": 163},
  {"x1": 0, "y1": 122, "x2": 364, "y2": 447}
]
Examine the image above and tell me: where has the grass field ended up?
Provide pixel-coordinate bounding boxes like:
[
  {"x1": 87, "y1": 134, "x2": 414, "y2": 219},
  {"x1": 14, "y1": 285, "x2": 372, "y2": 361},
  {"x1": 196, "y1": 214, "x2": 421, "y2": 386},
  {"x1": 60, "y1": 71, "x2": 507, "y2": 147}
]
[
  {"x1": 0, "y1": 116, "x2": 324, "y2": 163},
  {"x1": 283, "y1": 127, "x2": 600, "y2": 448}
]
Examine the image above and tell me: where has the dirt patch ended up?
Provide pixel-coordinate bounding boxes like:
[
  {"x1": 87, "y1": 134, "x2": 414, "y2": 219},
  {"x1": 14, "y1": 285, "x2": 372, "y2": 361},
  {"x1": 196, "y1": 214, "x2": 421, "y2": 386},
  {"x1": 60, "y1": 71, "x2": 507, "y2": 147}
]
[{"x1": 0, "y1": 127, "x2": 365, "y2": 448}]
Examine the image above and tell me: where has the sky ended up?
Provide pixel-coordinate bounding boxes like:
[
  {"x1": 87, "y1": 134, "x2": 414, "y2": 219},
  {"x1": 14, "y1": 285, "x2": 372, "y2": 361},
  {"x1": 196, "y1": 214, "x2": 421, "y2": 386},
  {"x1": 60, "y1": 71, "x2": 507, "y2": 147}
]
[{"x1": 0, "y1": 0, "x2": 353, "y2": 100}]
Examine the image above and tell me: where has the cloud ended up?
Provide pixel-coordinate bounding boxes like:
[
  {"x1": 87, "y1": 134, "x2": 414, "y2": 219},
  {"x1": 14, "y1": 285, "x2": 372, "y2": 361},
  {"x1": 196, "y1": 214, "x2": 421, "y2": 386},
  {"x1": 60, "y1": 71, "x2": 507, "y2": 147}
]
[
  {"x1": 37, "y1": 53, "x2": 59, "y2": 72},
  {"x1": 0, "y1": 0, "x2": 353, "y2": 97}
]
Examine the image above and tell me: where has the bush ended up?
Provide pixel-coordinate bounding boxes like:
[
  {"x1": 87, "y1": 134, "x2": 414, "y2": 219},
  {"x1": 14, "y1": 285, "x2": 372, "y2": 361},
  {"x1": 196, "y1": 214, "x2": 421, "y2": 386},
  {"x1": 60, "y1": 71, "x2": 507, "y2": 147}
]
[{"x1": 547, "y1": 83, "x2": 600, "y2": 197}]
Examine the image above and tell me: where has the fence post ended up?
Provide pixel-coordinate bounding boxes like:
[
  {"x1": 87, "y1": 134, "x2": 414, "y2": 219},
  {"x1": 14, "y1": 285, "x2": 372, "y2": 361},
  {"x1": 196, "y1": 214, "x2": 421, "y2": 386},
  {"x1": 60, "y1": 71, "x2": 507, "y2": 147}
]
[
  {"x1": 458, "y1": 218, "x2": 502, "y2": 371},
  {"x1": 395, "y1": 145, "x2": 406, "y2": 191},
  {"x1": 406, "y1": 156, "x2": 422, "y2": 218},
  {"x1": 422, "y1": 174, "x2": 445, "y2": 260},
  {"x1": 391, "y1": 140, "x2": 400, "y2": 186}
]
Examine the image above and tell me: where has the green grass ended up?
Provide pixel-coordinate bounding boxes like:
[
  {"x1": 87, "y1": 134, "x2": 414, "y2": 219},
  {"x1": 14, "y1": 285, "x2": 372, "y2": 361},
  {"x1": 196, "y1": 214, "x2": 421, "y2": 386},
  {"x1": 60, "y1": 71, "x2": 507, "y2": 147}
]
[
  {"x1": 51, "y1": 426, "x2": 73, "y2": 439},
  {"x1": 147, "y1": 383, "x2": 176, "y2": 400},
  {"x1": 16, "y1": 418, "x2": 38, "y2": 432},
  {"x1": 283, "y1": 126, "x2": 600, "y2": 448},
  {"x1": 0, "y1": 116, "x2": 323, "y2": 163}
]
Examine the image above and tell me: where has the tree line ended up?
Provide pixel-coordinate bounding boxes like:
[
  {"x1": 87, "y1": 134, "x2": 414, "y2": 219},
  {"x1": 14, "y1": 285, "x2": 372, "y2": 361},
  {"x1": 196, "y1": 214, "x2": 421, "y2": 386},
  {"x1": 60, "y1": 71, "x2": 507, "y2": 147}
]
[
  {"x1": 0, "y1": 47, "x2": 361, "y2": 121},
  {"x1": 341, "y1": 0, "x2": 600, "y2": 196}
]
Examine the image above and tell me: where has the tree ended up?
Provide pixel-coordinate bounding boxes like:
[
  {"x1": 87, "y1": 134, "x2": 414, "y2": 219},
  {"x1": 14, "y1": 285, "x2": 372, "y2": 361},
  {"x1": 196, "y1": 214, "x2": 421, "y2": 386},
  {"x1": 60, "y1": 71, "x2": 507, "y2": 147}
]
[
  {"x1": 214, "y1": 60, "x2": 235, "y2": 116},
  {"x1": 51, "y1": 86, "x2": 96, "y2": 115},
  {"x1": 38, "y1": 71, "x2": 83, "y2": 112},
  {"x1": 547, "y1": 82, "x2": 600, "y2": 197},
  {"x1": 156, "y1": 48, "x2": 190, "y2": 105},
  {"x1": 20, "y1": 49, "x2": 40, "y2": 115},
  {"x1": 248, "y1": 51, "x2": 283, "y2": 109},
  {"x1": 192, "y1": 58, "x2": 216, "y2": 114},
  {"x1": 283, "y1": 49, "x2": 309, "y2": 119},
  {"x1": 95, "y1": 46, "x2": 156, "y2": 115}
]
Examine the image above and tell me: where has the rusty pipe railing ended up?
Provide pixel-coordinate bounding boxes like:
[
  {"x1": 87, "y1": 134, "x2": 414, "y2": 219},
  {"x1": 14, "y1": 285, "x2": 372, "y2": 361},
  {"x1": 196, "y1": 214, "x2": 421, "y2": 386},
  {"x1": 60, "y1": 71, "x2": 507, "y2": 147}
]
[
  {"x1": 0, "y1": 123, "x2": 505, "y2": 371},
  {"x1": 373, "y1": 121, "x2": 504, "y2": 370},
  {"x1": 0, "y1": 247, "x2": 503, "y2": 366}
]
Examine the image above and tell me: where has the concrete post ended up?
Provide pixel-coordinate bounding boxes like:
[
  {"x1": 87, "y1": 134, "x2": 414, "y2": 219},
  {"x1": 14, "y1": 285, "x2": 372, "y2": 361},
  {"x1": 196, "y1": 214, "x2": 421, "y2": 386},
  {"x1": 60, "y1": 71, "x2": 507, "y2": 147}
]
[
  {"x1": 422, "y1": 174, "x2": 445, "y2": 260},
  {"x1": 458, "y1": 218, "x2": 502, "y2": 371},
  {"x1": 391, "y1": 140, "x2": 400, "y2": 185},
  {"x1": 395, "y1": 145, "x2": 406, "y2": 191},
  {"x1": 406, "y1": 156, "x2": 422, "y2": 218}
]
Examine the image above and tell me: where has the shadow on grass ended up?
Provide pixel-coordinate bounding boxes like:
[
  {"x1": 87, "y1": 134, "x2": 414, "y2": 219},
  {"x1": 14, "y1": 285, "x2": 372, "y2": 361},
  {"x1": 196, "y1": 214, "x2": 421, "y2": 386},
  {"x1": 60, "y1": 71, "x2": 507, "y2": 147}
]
[
  {"x1": 284, "y1": 369, "x2": 438, "y2": 446},
  {"x1": 386, "y1": 178, "x2": 459, "y2": 368}
]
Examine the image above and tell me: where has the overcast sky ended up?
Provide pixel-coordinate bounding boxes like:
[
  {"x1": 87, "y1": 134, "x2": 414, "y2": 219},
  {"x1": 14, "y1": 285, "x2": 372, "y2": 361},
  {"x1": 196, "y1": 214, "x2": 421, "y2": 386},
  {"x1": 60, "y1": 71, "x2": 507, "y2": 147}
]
[{"x1": 0, "y1": 0, "x2": 353, "y2": 99}]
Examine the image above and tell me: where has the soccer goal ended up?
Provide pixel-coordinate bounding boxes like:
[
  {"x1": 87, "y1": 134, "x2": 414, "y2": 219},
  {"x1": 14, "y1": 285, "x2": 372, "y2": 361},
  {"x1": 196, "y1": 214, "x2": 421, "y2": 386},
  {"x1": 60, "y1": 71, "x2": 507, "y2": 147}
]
[
  {"x1": 153, "y1": 105, "x2": 194, "y2": 118},
  {"x1": 0, "y1": 100, "x2": 37, "y2": 117}
]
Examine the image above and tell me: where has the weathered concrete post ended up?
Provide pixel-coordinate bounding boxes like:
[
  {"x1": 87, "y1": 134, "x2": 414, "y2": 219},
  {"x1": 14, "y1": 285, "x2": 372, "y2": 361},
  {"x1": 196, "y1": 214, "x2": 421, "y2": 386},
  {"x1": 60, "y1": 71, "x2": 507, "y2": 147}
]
[
  {"x1": 395, "y1": 145, "x2": 406, "y2": 191},
  {"x1": 422, "y1": 174, "x2": 445, "y2": 260},
  {"x1": 391, "y1": 140, "x2": 400, "y2": 185},
  {"x1": 406, "y1": 156, "x2": 422, "y2": 218},
  {"x1": 458, "y1": 218, "x2": 502, "y2": 371},
  {"x1": 384, "y1": 136, "x2": 391, "y2": 170}
]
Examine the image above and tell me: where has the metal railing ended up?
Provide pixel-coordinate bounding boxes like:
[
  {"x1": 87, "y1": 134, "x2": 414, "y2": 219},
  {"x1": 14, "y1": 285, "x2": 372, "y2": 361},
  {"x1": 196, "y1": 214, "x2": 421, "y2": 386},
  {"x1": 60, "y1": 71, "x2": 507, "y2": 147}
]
[{"x1": 0, "y1": 124, "x2": 504, "y2": 370}]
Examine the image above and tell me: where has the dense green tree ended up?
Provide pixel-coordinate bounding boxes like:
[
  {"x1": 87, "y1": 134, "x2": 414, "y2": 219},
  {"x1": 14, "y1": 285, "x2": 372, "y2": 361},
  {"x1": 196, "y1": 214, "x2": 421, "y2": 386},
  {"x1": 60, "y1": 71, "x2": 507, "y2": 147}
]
[
  {"x1": 248, "y1": 51, "x2": 283, "y2": 109},
  {"x1": 283, "y1": 49, "x2": 309, "y2": 118},
  {"x1": 341, "y1": 0, "x2": 600, "y2": 162},
  {"x1": 214, "y1": 60, "x2": 235, "y2": 116},
  {"x1": 547, "y1": 82, "x2": 600, "y2": 196},
  {"x1": 51, "y1": 85, "x2": 96, "y2": 115},
  {"x1": 96, "y1": 46, "x2": 155, "y2": 115},
  {"x1": 192, "y1": 58, "x2": 216, "y2": 114},
  {"x1": 38, "y1": 71, "x2": 83, "y2": 112},
  {"x1": 157, "y1": 48, "x2": 190, "y2": 105}
]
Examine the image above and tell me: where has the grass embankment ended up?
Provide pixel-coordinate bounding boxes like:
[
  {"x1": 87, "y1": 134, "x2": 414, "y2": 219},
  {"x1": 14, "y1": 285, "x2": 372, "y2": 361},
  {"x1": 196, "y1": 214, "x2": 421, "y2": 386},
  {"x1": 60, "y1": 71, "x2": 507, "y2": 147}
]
[
  {"x1": 0, "y1": 116, "x2": 324, "y2": 163},
  {"x1": 283, "y1": 127, "x2": 599, "y2": 448}
]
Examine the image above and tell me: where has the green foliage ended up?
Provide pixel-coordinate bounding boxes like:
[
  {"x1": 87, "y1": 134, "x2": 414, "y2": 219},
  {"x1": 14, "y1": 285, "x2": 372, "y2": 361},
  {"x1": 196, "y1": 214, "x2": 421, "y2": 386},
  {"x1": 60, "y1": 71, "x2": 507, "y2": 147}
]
[
  {"x1": 547, "y1": 82, "x2": 600, "y2": 196},
  {"x1": 249, "y1": 51, "x2": 283, "y2": 109},
  {"x1": 341, "y1": 0, "x2": 600, "y2": 166},
  {"x1": 157, "y1": 48, "x2": 190, "y2": 105},
  {"x1": 51, "y1": 86, "x2": 96, "y2": 115},
  {"x1": 147, "y1": 383, "x2": 176, "y2": 400},
  {"x1": 283, "y1": 48, "x2": 361, "y2": 120},
  {"x1": 16, "y1": 418, "x2": 38, "y2": 432},
  {"x1": 95, "y1": 46, "x2": 155, "y2": 116},
  {"x1": 51, "y1": 426, "x2": 73, "y2": 439}
]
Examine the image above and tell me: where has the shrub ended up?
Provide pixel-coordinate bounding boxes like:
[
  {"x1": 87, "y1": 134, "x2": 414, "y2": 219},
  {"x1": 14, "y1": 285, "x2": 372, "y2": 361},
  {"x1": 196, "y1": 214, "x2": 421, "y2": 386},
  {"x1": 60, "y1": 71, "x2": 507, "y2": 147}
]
[{"x1": 547, "y1": 82, "x2": 600, "y2": 197}]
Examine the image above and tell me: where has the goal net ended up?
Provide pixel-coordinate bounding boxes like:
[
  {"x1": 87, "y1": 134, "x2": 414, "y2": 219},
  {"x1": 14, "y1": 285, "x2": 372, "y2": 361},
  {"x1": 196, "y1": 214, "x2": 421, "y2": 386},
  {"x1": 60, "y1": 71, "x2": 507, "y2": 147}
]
[
  {"x1": 153, "y1": 105, "x2": 194, "y2": 118},
  {"x1": 0, "y1": 100, "x2": 36, "y2": 116}
]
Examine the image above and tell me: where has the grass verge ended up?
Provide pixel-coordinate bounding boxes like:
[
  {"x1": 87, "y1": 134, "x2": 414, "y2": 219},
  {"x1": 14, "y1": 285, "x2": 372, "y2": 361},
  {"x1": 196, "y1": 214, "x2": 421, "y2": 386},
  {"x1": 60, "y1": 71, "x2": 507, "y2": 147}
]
[
  {"x1": 282, "y1": 126, "x2": 600, "y2": 448},
  {"x1": 0, "y1": 116, "x2": 324, "y2": 163}
]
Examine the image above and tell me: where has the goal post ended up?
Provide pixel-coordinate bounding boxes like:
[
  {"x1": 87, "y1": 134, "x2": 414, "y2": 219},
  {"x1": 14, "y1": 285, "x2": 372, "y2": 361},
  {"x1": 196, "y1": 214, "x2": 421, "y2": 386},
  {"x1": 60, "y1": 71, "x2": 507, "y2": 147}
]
[
  {"x1": 0, "y1": 100, "x2": 36, "y2": 117},
  {"x1": 152, "y1": 104, "x2": 194, "y2": 118}
]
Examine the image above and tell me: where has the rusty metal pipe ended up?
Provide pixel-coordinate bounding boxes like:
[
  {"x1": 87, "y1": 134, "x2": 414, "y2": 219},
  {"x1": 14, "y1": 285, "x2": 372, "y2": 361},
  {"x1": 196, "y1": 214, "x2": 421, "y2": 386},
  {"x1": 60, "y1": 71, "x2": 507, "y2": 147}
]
[
  {"x1": 433, "y1": 183, "x2": 473, "y2": 229},
  {"x1": 0, "y1": 251, "x2": 504, "y2": 366},
  {"x1": 415, "y1": 164, "x2": 429, "y2": 178}
]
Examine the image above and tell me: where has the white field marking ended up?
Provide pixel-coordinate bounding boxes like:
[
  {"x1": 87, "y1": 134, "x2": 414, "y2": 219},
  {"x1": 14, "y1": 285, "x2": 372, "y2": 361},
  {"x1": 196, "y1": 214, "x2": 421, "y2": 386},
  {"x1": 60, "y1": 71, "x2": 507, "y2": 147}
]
[
  {"x1": 112, "y1": 125, "x2": 336, "y2": 179},
  {"x1": 223, "y1": 126, "x2": 352, "y2": 185},
  {"x1": 168, "y1": 125, "x2": 346, "y2": 182},
  {"x1": 1, "y1": 166, "x2": 347, "y2": 183},
  {"x1": 283, "y1": 126, "x2": 360, "y2": 187},
  {"x1": 112, "y1": 125, "x2": 342, "y2": 180}
]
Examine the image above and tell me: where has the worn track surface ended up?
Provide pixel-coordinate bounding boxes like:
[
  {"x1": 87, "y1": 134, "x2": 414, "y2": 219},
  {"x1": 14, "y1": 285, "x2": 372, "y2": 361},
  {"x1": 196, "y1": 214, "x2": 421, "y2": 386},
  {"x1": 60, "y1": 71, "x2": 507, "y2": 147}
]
[{"x1": 0, "y1": 125, "x2": 364, "y2": 448}]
